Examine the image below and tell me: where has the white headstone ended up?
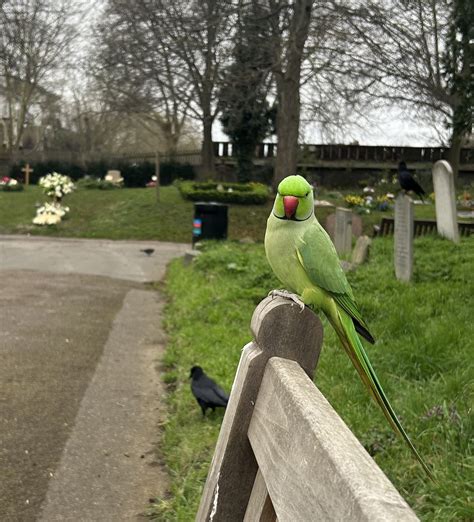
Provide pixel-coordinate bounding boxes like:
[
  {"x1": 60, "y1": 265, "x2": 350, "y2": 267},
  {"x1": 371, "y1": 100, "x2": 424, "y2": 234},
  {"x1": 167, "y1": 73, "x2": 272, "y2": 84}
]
[
  {"x1": 394, "y1": 194, "x2": 413, "y2": 282},
  {"x1": 334, "y1": 207, "x2": 352, "y2": 255},
  {"x1": 432, "y1": 160, "x2": 459, "y2": 243}
]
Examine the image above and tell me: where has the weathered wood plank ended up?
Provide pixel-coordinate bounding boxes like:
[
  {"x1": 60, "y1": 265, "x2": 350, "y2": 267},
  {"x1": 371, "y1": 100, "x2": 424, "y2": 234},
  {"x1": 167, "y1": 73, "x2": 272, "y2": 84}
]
[
  {"x1": 243, "y1": 469, "x2": 277, "y2": 522},
  {"x1": 196, "y1": 297, "x2": 323, "y2": 521},
  {"x1": 248, "y1": 358, "x2": 419, "y2": 522}
]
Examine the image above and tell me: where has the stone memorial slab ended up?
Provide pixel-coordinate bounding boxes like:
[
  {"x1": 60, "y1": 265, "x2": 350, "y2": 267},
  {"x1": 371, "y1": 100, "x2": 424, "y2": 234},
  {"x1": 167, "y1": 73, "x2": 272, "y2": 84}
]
[
  {"x1": 105, "y1": 170, "x2": 123, "y2": 184},
  {"x1": 325, "y1": 212, "x2": 362, "y2": 243},
  {"x1": 334, "y1": 208, "x2": 352, "y2": 255},
  {"x1": 394, "y1": 194, "x2": 413, "y2": 282},
  {"x1": 351, "y1": 235, "x2": 371, "y2": 265},
  {"x1": 432, "y1": 160, "x2": 459, "y2": 243},
  {"x1": 314, "y1": 199, "x2": 335, "y2": 208}
]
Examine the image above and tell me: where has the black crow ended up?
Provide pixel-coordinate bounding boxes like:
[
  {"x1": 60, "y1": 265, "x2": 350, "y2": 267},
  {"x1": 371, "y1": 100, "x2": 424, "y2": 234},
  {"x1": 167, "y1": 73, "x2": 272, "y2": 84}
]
[
  {"x1": 140, "y1": 248, "x2": 155, "y2": 256},
  {"x1": 190, "y1": 366, "x2": 229, "y2": 416},
  {"x1": 398, "y1": 161, "x2": 425, "y2": 200}
]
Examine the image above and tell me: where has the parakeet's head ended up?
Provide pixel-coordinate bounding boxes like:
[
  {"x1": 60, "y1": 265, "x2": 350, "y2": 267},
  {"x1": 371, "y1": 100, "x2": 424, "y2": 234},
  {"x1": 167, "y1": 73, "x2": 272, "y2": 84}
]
[{"x1": 272, "y1": 175, "x2": 314, "y2": 221}]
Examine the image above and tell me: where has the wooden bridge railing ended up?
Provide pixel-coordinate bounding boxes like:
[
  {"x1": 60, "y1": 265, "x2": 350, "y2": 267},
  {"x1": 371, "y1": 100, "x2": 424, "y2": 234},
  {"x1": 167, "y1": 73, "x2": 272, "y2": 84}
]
[
  {"x1": 196, "y1": 297, "x2": 419, "y2": 521},
  {"x1": 212, "y1": 141, "x2": 474, "y2": 167}
]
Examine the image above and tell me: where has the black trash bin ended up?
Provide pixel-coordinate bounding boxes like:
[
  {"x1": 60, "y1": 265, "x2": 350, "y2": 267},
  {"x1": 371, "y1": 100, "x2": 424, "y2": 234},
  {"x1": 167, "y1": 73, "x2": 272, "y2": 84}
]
[{"x1": 193, "y1": 202, "x2": 228, "y2": 245}]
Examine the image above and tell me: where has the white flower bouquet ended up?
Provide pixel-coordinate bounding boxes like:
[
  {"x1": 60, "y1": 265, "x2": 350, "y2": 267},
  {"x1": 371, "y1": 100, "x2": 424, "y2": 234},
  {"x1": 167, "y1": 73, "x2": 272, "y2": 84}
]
[
  {"x1": 39, "y1": 172, "x2": 75, "y2": 199},
  {"x1": 32, "y1": 202, "x2": 70, "y2": 226}
]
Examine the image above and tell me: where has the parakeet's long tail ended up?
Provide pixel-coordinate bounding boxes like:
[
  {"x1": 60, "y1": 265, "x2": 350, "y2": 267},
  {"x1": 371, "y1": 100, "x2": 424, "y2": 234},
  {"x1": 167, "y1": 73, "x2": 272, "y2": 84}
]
[{"x1": 330, "y1": 309, "x2": 434, "y2": 480}]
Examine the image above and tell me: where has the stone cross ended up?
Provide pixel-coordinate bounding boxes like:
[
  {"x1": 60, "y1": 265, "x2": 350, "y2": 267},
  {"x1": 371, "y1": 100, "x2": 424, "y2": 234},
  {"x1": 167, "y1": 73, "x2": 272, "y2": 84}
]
[
  {"x1": 432, "y1": 160, "x2": 459, "y2": 243},
  {"x1": 21, "y1": 163, "x2": 33, "y2": 186},
  {"x1": 334, "y1": 207, "x2": 352, "y2": 255},
  {"x1": 394, "y1": 193, "x2": 414, "y2": 282}
]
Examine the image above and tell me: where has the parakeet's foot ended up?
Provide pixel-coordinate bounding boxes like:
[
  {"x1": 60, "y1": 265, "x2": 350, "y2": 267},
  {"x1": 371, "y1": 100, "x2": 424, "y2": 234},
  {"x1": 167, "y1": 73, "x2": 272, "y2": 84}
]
[{"x1": 268, "y1": 289, "x2": 305, "y2": 311}]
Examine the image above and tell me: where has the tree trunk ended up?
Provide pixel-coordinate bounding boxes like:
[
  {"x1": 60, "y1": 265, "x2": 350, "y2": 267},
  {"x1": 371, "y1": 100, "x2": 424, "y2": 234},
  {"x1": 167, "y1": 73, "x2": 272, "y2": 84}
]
[
  {"x1": 201, "y1": 114, "x2": 215, "y2": 179},
  {"x1": 448, "y1": 128, "x2": 463, "y2": 183},
  {"x1": 155, "y1": 150, "x2": 160, "y2": 202},
  {"x1": 236, "y1": 142, "x2": 254, "y2": 183},
  {"x1": 272, "y1": 0, "x2": 313, "y2": 189},
  {"x1": 274, "y1": 78, "x2": 301, "y2": 188}
]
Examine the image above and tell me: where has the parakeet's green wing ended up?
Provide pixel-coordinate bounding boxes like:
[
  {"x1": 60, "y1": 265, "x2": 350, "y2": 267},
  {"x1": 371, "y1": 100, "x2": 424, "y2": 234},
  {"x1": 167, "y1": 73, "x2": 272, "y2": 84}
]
[
  {"x1": 297, "y1": 225, "x2": 375, "y2": 343},
  {"x1": 296, "y1": 224, "x2": 433, "y2": 479}
]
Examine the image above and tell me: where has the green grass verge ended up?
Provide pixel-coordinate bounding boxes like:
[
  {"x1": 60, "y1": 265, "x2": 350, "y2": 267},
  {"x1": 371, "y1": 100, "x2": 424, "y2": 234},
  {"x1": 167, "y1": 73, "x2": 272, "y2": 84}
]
[
  {"x1": 0, "y1": 184, "x2": 453, "y2": 243},
  {"x1": 153, "y1": 236, "x2": 473, "y2": 521},
  {"x1": 0, "y1": 185, "x2": 273, "y2": 242}
]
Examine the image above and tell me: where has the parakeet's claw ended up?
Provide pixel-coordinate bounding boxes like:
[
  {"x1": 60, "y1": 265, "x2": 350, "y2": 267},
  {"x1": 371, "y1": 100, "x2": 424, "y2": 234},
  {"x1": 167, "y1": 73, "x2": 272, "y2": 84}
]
[{"x1": 268, "y1": 289, "x2": 305, "y2": 312}]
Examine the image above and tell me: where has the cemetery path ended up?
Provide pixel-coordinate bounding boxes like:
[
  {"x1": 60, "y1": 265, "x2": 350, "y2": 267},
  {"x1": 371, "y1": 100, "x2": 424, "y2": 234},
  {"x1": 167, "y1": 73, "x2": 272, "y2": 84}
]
[
  {"x1": 0, "y1": 235, "x2": 189, "y2": 282},
  {"x1": 0, "y1": 237, "x2": 188, "y2": 521}
]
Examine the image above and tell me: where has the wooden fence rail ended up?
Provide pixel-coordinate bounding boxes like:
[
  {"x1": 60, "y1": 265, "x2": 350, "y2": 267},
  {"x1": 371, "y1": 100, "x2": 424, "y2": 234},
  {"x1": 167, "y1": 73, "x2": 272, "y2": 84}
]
[
  {"x1": 196, "y1": 296, "x2": 419, "y2": 521},
  {"x1": 212, "y1": 141, "x2": 474, "y2": 166}
]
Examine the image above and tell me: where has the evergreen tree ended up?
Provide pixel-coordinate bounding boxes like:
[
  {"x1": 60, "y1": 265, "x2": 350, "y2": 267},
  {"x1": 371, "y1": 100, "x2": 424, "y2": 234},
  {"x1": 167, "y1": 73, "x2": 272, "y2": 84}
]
[
  {"x1": 219, "y1": 2, "x2": 274, "y2": 182},
  {"x1": 443, "y1": 0, "x2": 473, "y2": 151}
]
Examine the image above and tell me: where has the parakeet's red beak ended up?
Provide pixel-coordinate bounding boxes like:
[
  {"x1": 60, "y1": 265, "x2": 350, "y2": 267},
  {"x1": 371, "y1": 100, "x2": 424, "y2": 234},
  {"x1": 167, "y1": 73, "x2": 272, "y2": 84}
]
[{"x1": 283, "y1": 196, "x2": 299, "y2": 218}]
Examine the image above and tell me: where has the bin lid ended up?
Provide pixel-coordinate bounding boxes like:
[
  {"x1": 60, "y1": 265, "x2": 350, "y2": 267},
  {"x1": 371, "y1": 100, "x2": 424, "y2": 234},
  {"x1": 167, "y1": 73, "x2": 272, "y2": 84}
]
[{"x1": 194, "y1": 201, "x2": 228, "y2": 208}]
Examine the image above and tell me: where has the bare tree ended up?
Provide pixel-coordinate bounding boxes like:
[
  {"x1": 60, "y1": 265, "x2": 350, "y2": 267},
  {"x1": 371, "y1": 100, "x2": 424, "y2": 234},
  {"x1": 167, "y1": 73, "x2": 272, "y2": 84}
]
[
  {"x1": 93, "y1": 0, "x2": 193, "y2": 157},
  {"x1": 0, "y1": 0, "x2": 79, "y2": 156},
  {"x1": 335, "y1": 0, "x2": 472, "y2": 176},
  {"x1": 154, "y1": 0, "x2": 235, "y2": 175},
  {"x1": 94, "y1": 0, "x2": 234, "y2": 175}
]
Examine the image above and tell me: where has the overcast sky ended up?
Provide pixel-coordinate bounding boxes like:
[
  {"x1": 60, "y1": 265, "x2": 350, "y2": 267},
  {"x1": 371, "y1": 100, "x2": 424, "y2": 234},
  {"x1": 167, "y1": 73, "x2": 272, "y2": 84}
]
[{"x1": 213, "y1": 107, "x2": 447, "y2": 147}]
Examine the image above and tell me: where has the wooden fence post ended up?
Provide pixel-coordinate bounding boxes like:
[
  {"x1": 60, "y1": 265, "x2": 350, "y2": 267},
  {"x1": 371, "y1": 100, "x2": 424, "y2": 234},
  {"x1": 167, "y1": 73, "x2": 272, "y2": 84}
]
[{"x1": 196, "y1": 296, "x2": 323, "y2": 521}]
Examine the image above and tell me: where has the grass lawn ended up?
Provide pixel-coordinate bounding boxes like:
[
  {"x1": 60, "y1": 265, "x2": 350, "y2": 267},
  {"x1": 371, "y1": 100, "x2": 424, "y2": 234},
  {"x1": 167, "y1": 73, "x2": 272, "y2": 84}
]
[
  {"x1": 0, "y1": 184, "x2": 452, "y2": 243},
  {"x1": 153, "y1": 236, "x2": 473, "y2": 521},
  {"x1": 0, "y1": 185, "x2": 273, "y2": 242}
]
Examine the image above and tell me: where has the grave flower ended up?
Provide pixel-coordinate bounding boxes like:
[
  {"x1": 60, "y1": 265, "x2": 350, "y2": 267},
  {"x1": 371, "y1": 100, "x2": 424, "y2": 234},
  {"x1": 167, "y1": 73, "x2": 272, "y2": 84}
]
[
  {"x1": 344, "y1": 195, "x2": 364, "y2": 207},
  {"x1": 39, "y1": 172, "x2": 75, "y2": 201},
  {"x1": 0, "y1": 176, "x2": 23, "y2": 191},
  {"x1": 32, "y1": 202, "x2": 69, "y2": 226}
]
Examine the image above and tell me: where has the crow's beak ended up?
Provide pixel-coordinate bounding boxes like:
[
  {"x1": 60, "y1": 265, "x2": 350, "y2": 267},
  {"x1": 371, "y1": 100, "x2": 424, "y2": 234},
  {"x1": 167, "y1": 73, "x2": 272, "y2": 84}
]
[{"x1": 283, "y1": 196, "x2": 299, "y2": 219}]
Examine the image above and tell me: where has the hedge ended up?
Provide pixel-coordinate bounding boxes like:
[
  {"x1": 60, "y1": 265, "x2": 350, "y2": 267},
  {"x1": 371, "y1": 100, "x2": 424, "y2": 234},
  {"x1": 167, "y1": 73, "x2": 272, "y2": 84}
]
[
  {"x1": 9, "y1": 160, "x2": 195, "y2": 188},
  {"x1": 179, "y1": 181, "x2": 269, "y2": 205}
]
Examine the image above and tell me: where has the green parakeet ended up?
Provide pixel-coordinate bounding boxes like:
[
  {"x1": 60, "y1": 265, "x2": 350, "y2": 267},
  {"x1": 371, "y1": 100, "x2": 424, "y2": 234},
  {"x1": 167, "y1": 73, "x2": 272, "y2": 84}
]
[{"x1": 265, "y1": 174, "x2": 432, "y2": 478}]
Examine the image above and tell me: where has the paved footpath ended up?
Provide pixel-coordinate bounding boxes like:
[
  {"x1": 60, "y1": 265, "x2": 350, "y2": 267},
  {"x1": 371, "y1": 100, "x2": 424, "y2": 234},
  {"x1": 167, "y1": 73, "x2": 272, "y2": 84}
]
[{"x1": 0, "y1": 236, "x2": 188, "y2": 521}]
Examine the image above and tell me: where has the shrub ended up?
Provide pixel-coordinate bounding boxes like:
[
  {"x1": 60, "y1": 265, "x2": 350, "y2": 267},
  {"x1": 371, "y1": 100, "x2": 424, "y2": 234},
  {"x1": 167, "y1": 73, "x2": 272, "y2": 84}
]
[
  {"x1": 179, "y1": 181, "x2": 269, "y2": 204},
  {"x1": 10, "y1": 160, "x2": 196, "y2": 187},
  {"x1": 76, "y1": 177, "x2": 119, "y2": 190},
  {"x1": 161, "y1": 162, "x2": 195, "y2": 185},
  {"x1": 10, "y1": 161, "x2": 86, "y2": 184},
  {"x1": 119, "y1": 162, "x2": 154, "y2": 187},
  {"x1": 119, "y1": 161, "x2": 195, "y2": 187}
]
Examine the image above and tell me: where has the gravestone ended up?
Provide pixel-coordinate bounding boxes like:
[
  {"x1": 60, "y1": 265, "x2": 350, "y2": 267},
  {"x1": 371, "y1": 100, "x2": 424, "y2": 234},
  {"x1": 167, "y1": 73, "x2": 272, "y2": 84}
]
[
  {"x1": 334, "y1": 208, "x2": 352, "y2": 255},
  {"x1": 325, "y1": 212, "x2": 362, "y2": 241},
  {"x1": 432, "y1": 160, "x2": 459, "y2": 243},
  {"x1": 394, "y1": 194, "x2": 413, "y2": 282},
  {"x1": 183, "y1": 249, "x2": 201, "y2": 266},
  {"x1": 351, "y1": 235, "x2": 371, "y2": 265},
  {"x1": 105, "y1": 170, "x2": 123, "y2": 184}
]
